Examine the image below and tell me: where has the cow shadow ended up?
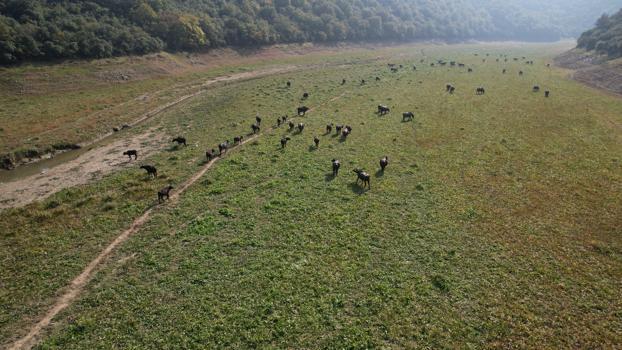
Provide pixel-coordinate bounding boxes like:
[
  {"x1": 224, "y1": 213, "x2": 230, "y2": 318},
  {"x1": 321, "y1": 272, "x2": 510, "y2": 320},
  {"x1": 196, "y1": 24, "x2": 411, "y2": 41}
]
[
  {"x1": 325, "y1": 173, "x2": 336, "y2": 182},
  {"x1": 375, "y1": 169, "x2": 385, "y2": 178},
  {"x1": 308, "y1": 145, "x2": 318, "y2": 152},
  {"x1": 348, "y1": 182, "x2": 369, "y2": 195}
]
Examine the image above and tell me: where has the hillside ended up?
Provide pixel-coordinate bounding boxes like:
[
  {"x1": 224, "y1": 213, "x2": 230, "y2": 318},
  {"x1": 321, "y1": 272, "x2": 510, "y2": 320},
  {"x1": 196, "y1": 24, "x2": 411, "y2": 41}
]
[
  {"x1": 578, "y1": 9, "x2": 622, "y2": 58},
  {"x1": 0, "y1": 0, "x2": 618, "y2": 64}
]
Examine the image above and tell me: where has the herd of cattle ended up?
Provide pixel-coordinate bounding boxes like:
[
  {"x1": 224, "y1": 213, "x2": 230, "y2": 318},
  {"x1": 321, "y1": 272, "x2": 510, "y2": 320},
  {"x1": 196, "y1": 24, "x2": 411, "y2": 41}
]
[{"x1": 118, "y1": 54, "x2": 550, "y2": 203}]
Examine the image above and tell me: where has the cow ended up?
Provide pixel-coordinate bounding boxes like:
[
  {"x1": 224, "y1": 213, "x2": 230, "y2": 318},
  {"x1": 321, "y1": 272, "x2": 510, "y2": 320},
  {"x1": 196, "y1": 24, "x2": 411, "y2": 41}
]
[
  {"x1": 533, "y1": 86, "x2": 540, "y2": 92},
  {"x1": 255, "y1": 115, "x2": 262, "y2": 125},
  {"x1": 234, "y1": 136, "x2": 244, "y2": 144},
  {"x1": 303, "y1": 92, "x2": 309, "y2": 99},
  {"x1": 158, "y1": 185, "x2": 173, "y2": 203},
  {"x1": 286, "y1": 81, "x2": 291, "y2": 87},
  {"x1": 297, "y1": 123, "x2": 305, "y2": 133},
  {"x1": 140, "y1": 165, "x2": 157, "y2": 178},
  {"x1": 476, "y1": 87, "x2": 486, "y2": 95},
  {"x1": 251, "y1": 123, "x2": 260, "y2": 134},
  {"x1": 314, "y1": 136, "x2": 320, "y2": 148},
  {"x1": 172, "y1": 137, "x2": 187, "y2": 146},
  {"x1": 206, "y1": 149, "x2": 216, "y2": 161},
  {"x1": 545, "y1": 91, "x2": 550, "y2": 98},
  {"x1": 297, "y1": 106, "x2": 310, "y2": 116},
  {"x1": 378, "y1": 105, "x2": 390, "y2": 115},
  {"x1": 403, "y1": 112, "x2": 414, "y2": 121},
  {"x1": 281, "y1": 137, "x2": 291, "y2": 149},
  {"x1": 353, "y1": 169, "x2": 370, "y2": 189},
  {"x1": 380, "y1": 156, "x2": 389, "y2": 171},
  {"x1": 123, "y1": 150, "x2": 138, "y2": 160},
  {"x1": 332, "y1": 159, "x2": 340, "y2": 176},
  {"x1": 218, "y1": 141, "x2": 229, "y2": 155}
]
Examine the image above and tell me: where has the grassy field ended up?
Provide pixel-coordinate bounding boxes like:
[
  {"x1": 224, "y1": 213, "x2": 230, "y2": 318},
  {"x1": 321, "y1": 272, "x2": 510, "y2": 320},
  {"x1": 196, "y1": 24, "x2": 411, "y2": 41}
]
[{"x1": 1, "y1": 42, "x2": 621, "y2": 349}]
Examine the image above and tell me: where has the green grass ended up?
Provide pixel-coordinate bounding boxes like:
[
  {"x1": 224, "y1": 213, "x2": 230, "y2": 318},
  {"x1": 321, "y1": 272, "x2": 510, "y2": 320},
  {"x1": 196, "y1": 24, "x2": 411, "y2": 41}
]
[{"x1": 1, "y1": 42, "x2": 621, "y2": 349}]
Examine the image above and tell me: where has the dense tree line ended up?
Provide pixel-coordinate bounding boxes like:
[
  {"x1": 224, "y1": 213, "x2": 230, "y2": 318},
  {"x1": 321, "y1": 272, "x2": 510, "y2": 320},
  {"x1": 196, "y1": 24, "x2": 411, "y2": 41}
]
[
  {"x1": 577, "y1": 9, "x2": 622, "y2": 58},
  {"x1": 0, "y1": 0, "x2": 618, "y2": 64}
]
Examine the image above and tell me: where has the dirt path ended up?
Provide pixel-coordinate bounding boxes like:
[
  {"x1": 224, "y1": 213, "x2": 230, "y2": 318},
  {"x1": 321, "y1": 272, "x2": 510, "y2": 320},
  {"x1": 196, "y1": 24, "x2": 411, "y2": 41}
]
[{"x1": 7, "y1": 90, "x2": 348, "y2": 350}]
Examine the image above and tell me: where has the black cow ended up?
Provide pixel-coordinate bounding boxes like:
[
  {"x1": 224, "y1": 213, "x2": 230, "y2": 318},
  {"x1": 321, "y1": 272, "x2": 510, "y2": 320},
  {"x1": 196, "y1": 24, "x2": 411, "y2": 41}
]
[
  {"x1": 545, "y1": 91, "x2": 550, "y2": 98},
  {"x1": 342, "y1": 78, "x2": 346, "y2": 85},
  {"x1": 476, "y1": 87, "x2": 486, "y2": 95},
  {"x1": 297, "y1": 123, "x2": 305, "y2": 133},
  {"x1": 533, "y1": 86, "x2": 540, "y2": 92},
  {"x1": 123, "y1": 150, "x2": 138, "y2": 160},
  {"x1": 377, "y1": 105, "x2": 390, "y2": 115},
  {"x1": 335, "y1": 125, "x2": 343, "y2": 134},
  {"x1": 158, "y1": 185, "x2": 173, "y2": 203},
  {"x1": 140, "y1": 165, "x2": 157, "y2": 178},
  {"x1": 206, "y1": 149, "x2": 216, "y2": 161},
  {"x1": 286, "y1": 81, "x2": 291, "y2": 87},
  {"x1": 172, "y1": 137, "x2": 187, "y2": 146},
  {"x1": 297, "y1": 106, "x2": 310, "y2": 116},
  {"x1": 376, "y1": 77, "x2": 381, "y2": 81},
  {"x1": 353, "y1": 169, "x2": 371, "y2": 189},
  {"x1": 255, "y1": 116, "x2": 262, "y2": 125},
  {"x1": 380, "y1": 156, "x2": 389, "y2": 171},
  {"x1": 403, "y1": 112, "x2": 414, "y2": 121},
  {"x1": 326, "y1": 123, "x2": 333, "y2": 134},
  {"x1": 251, "y1": 123, "x2": 260, "y2": 134},
  {"x1": 314, "y1": 136, "x2": 320, "y2": 148},
  {"x1": 281, "y1": 137, "x2": 291, "y2": 149},
  {"x1": 234, "y1": 136, "x2": 244, "y2": 144},
  {"x1": 289, "y1": 121, "x2": 295, "y2": 130},
  {"x1": 303, "y1": 92, "x2": 309, "y2": 99},
  {"x1": 218, "y1": 141, "x2": 229, "y2": 155},
  {"x1": 332, "y1": 159, "x2": 340, "y2": 176}
]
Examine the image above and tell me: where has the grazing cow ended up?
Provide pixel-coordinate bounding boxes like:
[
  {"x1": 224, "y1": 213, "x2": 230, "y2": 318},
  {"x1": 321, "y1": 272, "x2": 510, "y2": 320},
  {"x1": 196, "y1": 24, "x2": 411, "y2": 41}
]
[
  {"x1": 251, "y1": 123, "x2": 260, "y2": 134},
  {"x1": 158, "y1": 185, "x2": 173, "y2": 203},
  {"x1": 468, "y1": 68, "x2": 473, "y2": 73},
  {"x1": 449, "y1": 86, "x2": 455, "y2": 94},
  {"x1": 353, "y1": 169, "x2": 371, "y2": 189},
  {"x1": 121, "y1": 124, "x2": 130, "y2": 130},
  {"x1": 282, "y1": 115, "x2": 288, "y2": 123},
  {"x1": 376, "y1": 77, "x2": 380, "y2": 81},
  {"x1": 112, "y1": 127, "x2": 120, "y2": 132},
  {"x1": 277, "y1": 118, "x2": 282, "y2": 127},
  {"x1": 546, "y1": 63, "x2": 551, "y2": 68},
  {"x1": 476, "y1": 87, "x2": 486, "y2": 95},
  {"x1": 450, "y1": 61, "x2": 456, "y2": 66},
  {"x1": 218, "y1": 141, "x2": 229, "y2": 155},
  {"x1": 297, "y1": 106, "x2": 310, "y2": 116},
  {"x1": 380, "y1": 156, "x2": 389, "y2": 171},
  {"x1": 335, "y1": 125, "x2": 343, "y2": 134},
  {"x1": 281, "y1": 137, "x2": 291, "y2": 149},
  {"x1": 123, "y1": 150, "x2": 138, "y2": 160},
  {"x1": 519, "y1": 71, "x2": 524, "y2": 76},
  {"x1": 458, "y1": 63, "x2": 465, "y2": 67},
  {"x1": 361, "y1": 79, "x2": 366, "y2": 85},
  {"x1": 326, "y1": 123, "x2": 333, "y2": 134},
  {"x1": 140, "y1": 165, "x2": 157, "y2": 178},
  {"x1": 391, "y1": 67, "x2": 398, "y2": 73},
  {"x1": 288, "y1": 121, "x2": 295, "y2": 130},
  {"x1": 446, "y1": 84, "x2": 452, "y2": 92},
  {"x1": 206, "y1": 149, "x2": 216, "y2": 161},
  {"x1": 314, "y1": 136, "x2": 320, "y2": 148},
  {"x1": 399, "y1": 64, "x2": 403, "y2": 68},
  {"x1": 341, "y1": 128, "x2": 350, "y2": 139},
  {"x1": 255, "y1": 115, "x2": 262, "y2": 125},
  {"x1": 298, "y1": 123, "x2": 305, "y2": 132},
  {"x1": 431, "y1": 63, "x2": 435, "y2": 67},
  {"x1": 403, "y1": 112, "x2": 414, "y2": 121},
  {"x1": 545, "y1": 91, "x2": 550, "y2": 98},
  {"x1": 303, "y1": 92, "x2": 309, "y2": 99},
  {"x1": 234, "y1": 136, "x2": 244, "y2": 144},
  {"x1": 388, "y1": 63, "x2": 396, "y2": 67},
  {"x1": 378, "y1": 105, "x2": 390, "y2": 115},
  {"x1": 172, "y1": 137, "x2": 187, "y2": 146},
  {"x1": 286, "y1": 81, "x2": 291, "y2": 87},
  {"x1": 496, "y1": 58, "x2": 499, "y2": 62},
  {"x1": 413, "y1": 65, "x2": 417, "y2": 70},
  {"x1": 502, "y1": 69, "x2": 507, "y2": 74},
  {"x1": 342, "y1": 79, "x2": 346, "y2": 85},
  {"x1": 533, "y1": 86, "x2": 540, "y2": 92},
  {"x1": 332, "y1": 159, "x2": 340, "y2": 176}
]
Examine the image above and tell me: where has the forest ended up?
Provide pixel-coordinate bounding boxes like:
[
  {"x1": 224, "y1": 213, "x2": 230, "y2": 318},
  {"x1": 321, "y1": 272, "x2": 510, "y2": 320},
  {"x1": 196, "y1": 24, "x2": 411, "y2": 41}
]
[
  {"x1": 0, "y1": 0, "x2": 619, "y2": 64},
  {"x1": 577, "y1": 9, "x2": 622, "y2": 58}
]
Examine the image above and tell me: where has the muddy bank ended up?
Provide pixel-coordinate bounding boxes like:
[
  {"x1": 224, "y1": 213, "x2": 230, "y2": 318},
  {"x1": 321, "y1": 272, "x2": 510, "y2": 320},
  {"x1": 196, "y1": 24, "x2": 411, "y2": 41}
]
[
  {"x1": 555, "y1": 49, "x2": 622, "y2": 95},
  {"x1": 0, "y1": 129, "x2": 167, "y2": 210}
]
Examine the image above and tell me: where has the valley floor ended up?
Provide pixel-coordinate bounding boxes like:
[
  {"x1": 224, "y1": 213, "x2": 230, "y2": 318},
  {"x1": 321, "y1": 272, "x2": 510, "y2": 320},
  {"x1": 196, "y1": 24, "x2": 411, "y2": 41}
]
[{"x1": 1, "y1": 42, "x2": 620, "y2": 349}]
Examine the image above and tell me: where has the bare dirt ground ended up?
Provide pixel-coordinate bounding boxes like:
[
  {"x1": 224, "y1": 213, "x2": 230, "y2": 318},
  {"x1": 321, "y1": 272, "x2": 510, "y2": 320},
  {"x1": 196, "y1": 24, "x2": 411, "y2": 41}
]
[{"x1": 0, "y1": 129, "x2": 167, "y2": 210}]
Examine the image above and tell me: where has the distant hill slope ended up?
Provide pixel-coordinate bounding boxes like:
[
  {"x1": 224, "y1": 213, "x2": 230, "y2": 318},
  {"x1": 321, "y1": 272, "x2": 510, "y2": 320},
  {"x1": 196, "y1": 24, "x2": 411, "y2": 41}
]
[
  {"x1": 577, "y1": 9, "x2": 622, "y2": 58},
  {"x1": 0, "y1": 0, "x2": 618, "y2": 64}
]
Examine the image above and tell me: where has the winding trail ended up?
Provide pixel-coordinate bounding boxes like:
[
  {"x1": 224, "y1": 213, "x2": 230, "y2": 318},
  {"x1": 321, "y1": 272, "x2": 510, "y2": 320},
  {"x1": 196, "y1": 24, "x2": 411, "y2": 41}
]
[{"x1": 8, "y1": 89, "x2": 349, "y2": 350}]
